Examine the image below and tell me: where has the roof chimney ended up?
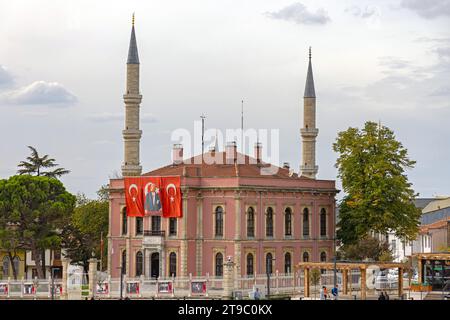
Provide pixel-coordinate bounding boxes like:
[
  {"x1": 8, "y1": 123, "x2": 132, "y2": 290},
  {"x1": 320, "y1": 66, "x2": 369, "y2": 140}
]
[
  {"x1": 254, "y1": 142, "x2": 262, "y2": 164},
  {"x1": 172, "y1": 144, "x2": 183, "y2": 165},
  {"x1": 226, "y1": 141, "x2": 237, "y2": 164}
]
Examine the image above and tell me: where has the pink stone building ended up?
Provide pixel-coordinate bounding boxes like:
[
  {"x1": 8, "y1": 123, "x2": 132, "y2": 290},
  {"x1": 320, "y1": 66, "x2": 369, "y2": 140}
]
[{"x1": 107, "y1": 18, "x2": 338, "y2": 279}]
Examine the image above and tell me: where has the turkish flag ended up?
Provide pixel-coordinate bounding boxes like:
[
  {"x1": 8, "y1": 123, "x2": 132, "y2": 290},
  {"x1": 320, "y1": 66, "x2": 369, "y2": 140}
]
[
  {"x1": 142, "y1": 177, "x2": 163, "y2": 215},
  {"x1": 124, "y1": 177, "x2": 145, "y2": 216},
  {"x1": 160, "y1": 176, "x2": 182, "y2": 218}
]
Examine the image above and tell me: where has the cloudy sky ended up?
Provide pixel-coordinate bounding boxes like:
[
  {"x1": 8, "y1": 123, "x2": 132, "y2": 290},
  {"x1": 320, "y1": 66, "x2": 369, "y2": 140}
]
[{"x1": 0, "y1": 0, "x2": 449, "y2": 199}]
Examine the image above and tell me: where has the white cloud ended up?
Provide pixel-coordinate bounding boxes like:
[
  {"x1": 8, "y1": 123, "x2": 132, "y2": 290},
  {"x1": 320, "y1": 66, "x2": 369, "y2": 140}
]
[
  {"x1": 0, "y1": 81, "x2": 77, "y2": 106},
  {"x1": 0, "y1": 65, "x2": 14, "y2": 88},
  {"x1": 345, "y1": 5, "x2": 380, "y2": 19},
  {"x1": 401, "y1": 0, "x2": 450, "y2": 19},
  {"x1": 88, "y1": 112, "x2": 157, "y2": 123},
  {"x1": 265, "y1": 2, "x2": 331, "y2": 25}
]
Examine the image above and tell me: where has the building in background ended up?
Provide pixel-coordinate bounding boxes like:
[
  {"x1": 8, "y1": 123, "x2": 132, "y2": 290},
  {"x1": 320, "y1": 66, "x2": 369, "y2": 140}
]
[
  {"x1": 0, "y1": 250, "x2": 26, "y2": 280},
  {"x1": 107, "y1": 18, "x2": 338, "y2": 279},
  {"x1": 381, "y1": 197, "x2": 450, "y2": 262},
  {"x1": 25, "y1": 249, "x2": 62, "y2": 279}
]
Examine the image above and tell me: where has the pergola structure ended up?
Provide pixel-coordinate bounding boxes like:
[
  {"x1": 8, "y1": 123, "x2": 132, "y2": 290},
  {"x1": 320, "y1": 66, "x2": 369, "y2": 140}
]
[
  {"x1": 413, "y1": 252, "x2": 450, "y2": 286},
  {"x1": 294, "y1": 262, "x2": 408, "y2": 300}
]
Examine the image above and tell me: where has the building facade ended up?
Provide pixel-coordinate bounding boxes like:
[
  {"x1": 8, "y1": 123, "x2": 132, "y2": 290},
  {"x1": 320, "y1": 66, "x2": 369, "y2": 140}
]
[
  {"x1": 108, "y1": 17, "x2": 337, "y2": 279},
  {"x1": 0, "y1": 250, "x2": 26, "y2": 280}
]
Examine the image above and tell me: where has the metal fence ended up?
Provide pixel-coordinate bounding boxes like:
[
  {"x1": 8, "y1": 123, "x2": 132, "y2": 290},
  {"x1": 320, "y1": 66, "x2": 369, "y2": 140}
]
[
  {"x1": 0, "y1": 269, "x2": 413, "y2": 299},
  {"x1": 0, "y1": 277, "x2": 63, "y2": 299}
]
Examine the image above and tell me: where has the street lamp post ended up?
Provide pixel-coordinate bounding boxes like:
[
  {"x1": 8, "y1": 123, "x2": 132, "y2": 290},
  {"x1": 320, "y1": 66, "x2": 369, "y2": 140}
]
[
  {"x1": 117, "y1": 267, "x2": 124, "y2": 300},
  {"x1": 51, "y1": 268, "x2": 55, "y2": 300},
  {"x1": 333, "y1": 206, "x2": 337, "y2": 288},
  {"x1": 266, "y1": 257, "x2": 276, "y2": 298}
]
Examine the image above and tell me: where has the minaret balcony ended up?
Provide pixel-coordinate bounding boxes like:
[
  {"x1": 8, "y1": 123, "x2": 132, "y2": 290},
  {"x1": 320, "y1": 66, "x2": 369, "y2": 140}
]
[
  {"x1": 123, "y1": 94, "x2": 142, "y2": 102},
  {"x1": 300, "y1": 128, "x2": 319, "y2": 137},
  {"x1": 300, "y1": 164, "x2": 319, "y2": 173}
]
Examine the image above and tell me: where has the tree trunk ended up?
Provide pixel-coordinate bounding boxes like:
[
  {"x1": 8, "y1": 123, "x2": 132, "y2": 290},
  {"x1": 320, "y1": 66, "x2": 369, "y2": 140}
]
[
  {"x1": 7, "y1": 252, "x2": 18, "y2": 280},
  {"x1": 32, "y1": 247, "x2": 44, "y2": 279}
]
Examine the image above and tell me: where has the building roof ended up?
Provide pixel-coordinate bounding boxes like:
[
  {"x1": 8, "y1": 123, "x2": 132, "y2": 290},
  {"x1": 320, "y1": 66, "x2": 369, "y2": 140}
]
[
  {"x1": 143, "y1": 151, "x2": 305, "y2": 179},
  {"x1": 422, "y1": 197, "x2": 450, "y2": 213},
  {"x1": 414, "y1": 198, "x2": 435, "y2": 210},
  {"x1": 304, "y1": 49, "x2": 315, "y2": 98},
  {"x1": 127, "y1": 25, "x2": 139, "y2": 64}
]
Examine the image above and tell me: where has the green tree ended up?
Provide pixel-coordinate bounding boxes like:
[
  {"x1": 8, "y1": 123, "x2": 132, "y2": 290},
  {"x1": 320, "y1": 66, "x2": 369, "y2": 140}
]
[
  {"x1": 338, "y1": 236, "x2": 393, "y2": 262},
  {"x1": 62, "y1": 187, "x2": 109, "y2": 273},
  {"x1": 310, "y1": 268, "x2": 321, "y2": 300},
  {"x1": 333, "y1": 121, "x2": 421, "y2": 245},
  {"x1": 17, "y1": 146, "x2": 70, "y2": 178},
  {"x1": 0, "y1": 175, "x2": 75, "y2": 279}
]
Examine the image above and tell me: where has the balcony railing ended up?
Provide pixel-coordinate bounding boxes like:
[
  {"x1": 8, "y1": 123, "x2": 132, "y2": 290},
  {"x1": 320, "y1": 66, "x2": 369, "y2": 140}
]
[{"x1": 144, "y1": 230, "x2": 165, "y2": 237}]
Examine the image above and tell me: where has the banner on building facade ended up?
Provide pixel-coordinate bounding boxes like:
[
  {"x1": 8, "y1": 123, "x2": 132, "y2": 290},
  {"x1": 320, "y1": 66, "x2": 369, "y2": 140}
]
[{"x1": 124, "y1": 176, "x2": 182, "y2": 218}]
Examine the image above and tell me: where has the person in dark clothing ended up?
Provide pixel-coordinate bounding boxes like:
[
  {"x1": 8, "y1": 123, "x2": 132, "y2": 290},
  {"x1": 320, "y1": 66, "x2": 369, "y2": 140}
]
[{"x1": 378, "y1": 292, "x2": 385, "y2": 300}]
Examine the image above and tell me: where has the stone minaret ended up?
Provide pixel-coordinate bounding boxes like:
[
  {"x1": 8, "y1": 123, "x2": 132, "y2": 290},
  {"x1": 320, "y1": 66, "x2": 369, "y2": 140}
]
[
  {"x1": 300, "y1": 47, "x2": 318, "y2": 179},
  {"x1": 121, "y1": 14, "x2": 142, "y2": 177}
]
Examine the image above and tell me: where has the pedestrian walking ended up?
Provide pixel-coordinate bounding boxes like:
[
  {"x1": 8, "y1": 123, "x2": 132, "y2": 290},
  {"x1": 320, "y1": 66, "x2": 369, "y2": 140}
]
[
  {"x1": 378, "y1": 292, "x2": 385, "y2": 300},
  {"x1": 331, "y1": 285, "x2": 339, "y2": 300},
  {"x1": 254, "y1": 288, "x2": 261, "y2": 300},
  {"x1": 323, "y1": 286, "x2": 328, "y2": 300},
  {"x1": 319, "y1": 286, "x2": 325, "y2": 300}
]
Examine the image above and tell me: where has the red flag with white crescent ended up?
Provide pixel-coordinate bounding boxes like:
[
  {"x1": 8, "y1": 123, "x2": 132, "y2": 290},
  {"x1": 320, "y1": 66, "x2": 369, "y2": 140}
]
[
  {"x1": 160, "y1": 176, "x2": 182, "y2": 218},
  {"x1": 124, "y1": 177, "x2": 145, "y2": 217}
]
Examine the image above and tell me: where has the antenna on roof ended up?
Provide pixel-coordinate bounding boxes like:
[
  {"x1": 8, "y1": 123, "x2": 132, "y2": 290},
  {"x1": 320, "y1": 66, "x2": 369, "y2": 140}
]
[
  {"x1": 200, "y1": 114, "x2": 206, "y2": 162},
  {"x1": 241, "y1": 99, "x2": 244, "y2": 154}
]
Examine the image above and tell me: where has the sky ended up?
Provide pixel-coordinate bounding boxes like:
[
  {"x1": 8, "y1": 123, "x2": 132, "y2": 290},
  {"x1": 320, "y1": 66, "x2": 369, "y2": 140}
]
[{"x1": 0, "y1": 0, "x2": 449, "y2": 199}]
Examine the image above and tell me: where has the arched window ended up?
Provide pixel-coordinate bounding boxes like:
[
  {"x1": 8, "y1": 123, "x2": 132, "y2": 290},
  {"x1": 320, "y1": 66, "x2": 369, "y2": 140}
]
[
  {"x1": 2, "y1": 256, "x2": 9, "y2": 277},
  {"x1": 13, "y1": 257, "x2": 20, "y2": 275},
  {"x1": 122, "y1": 207, "x2": 128, "y2": 235},
  {"x1": 266, "y1": 253, "x2": 273, "y2": 274},
  {"x1": 320, "y1": 251, "x2": 327, "y2": 262},
  {"x1": 247, "y1": 207, "x2": 255, "y2": 238},
  {"x1": 215, "y1": 252, "x2": 223, "y2": 277},
  {"x1": 121, "y1": 250, "x2": 126, "y2": 274},
  {"x1": 215, "y1": 206, "x2": 223, "y2": 237},
  {"x1": 135, "y1": 251, "x2": 143, "y2": 276},
  {"x1": 302, "y1": 208, "x2": 309, "y2": 237},
  {"x1": 284, "y1": 252, "x2": 292, "y2": 274},
  {"x1": 320, "y1": 208, "x2": 327, "y2": 236},
  {"x1": 266, "y1": 207, "x2": 274, "y2": 237},
  {"x1": 303, "y1": 252, "x2": 309, "y2": 262},
  {"x1": 285, "y1": 208, "x2": 292, "y2": 236},
  {"x1": 169, "y1": 252, "x2": 177, "y2": 277},
  {"x1": 246, "y1": 253, "x2": 254, "y2": 276}
]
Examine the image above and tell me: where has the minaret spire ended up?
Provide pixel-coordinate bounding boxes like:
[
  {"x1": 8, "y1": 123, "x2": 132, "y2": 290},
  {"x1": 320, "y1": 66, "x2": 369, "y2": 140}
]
[
  {"x1": 300, "y1": 47, "x2": 318, "y2": 179},
  {"x1": 122, "y1": 14, "x2": 143, "y2": 177},
  {"x1": 127, "y1": 13, "x2": 139, "y2": 64},
  {"x1": 304, "y1": 46, "x2": 315, "y2": 98}
]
